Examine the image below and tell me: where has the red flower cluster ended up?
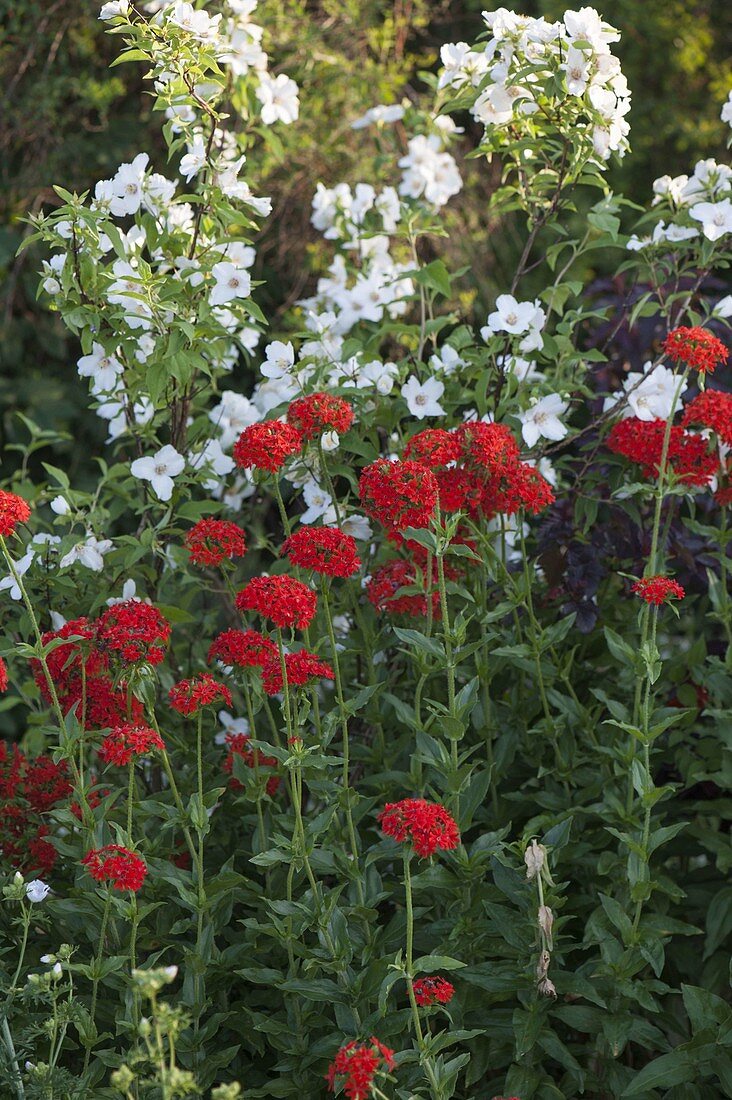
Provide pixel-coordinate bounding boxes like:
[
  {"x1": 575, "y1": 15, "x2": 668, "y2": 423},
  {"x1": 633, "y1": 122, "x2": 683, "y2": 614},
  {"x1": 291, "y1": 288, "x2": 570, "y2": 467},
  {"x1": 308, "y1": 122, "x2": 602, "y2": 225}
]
[
  {"x1": 682, "y1": 390, "x2": 732, "y2": 447},
  {"x1": 606, "y1": 418, "x2": 717, "y2": 486},
  {"x1": 82, "y1": 845, "x2": 147, "y2": 892},
  {"x1": 96, "y1": 600, "x2": 171, "y2": 666},
  {"x1": 236, "y1": 576, "x2": 317, "y2": 630},
  {"x1": 413, "y1": 976, "x2": 455, "y2": 1006},
  {"x1": 282, "y1": 527, "x2": 361, "y2": 578},
  {"x1": 366, "y1": 559, "x2": 440, "y2": 619},
  {"x1": 169, "y1": 674, "x2": 232, "y2": 716},
  {"x1": 0, "y1": 490, "x2": 31, "y2": 537},
  {"x1": 379, "y1": 798, "x2": 460, "y2": 858},
  {"x1": 326, "y1": 1038, "x2": 396, "y2": 1100},
  {"x1": 208, "y1": 629, "x2": 276, "y2": 668},
  {"x1": 663, "y1": 326, "x2": 728, "y2": 374},
  {"x1": 0, "y1": 657, "x2": 7, "y2": 693},
  {"x1": 223, "y1": 732, "x2": 280, "y2": 796},
  {"x1": 403, "y1": 428, "x2": 461, "y2": 468},
  {"x1": 288, "y1": 392, "x2": 354, "y2": 440},
  {"x1": 453, "y1": 422, "x2": 554, "y2": 518},
  {"x1": 98, "y1": 724, "x2": 165, "y2": 767},
  {"x1": 631, "y1": 576, "x2": 686, "y2": 606},
  {"x1": 261, "y1": 650, "x2": 334, "y2": 696},
  {"x1": 233, "y1": 421, "x2": 302, "y2": 472},
  {"x1": 185, "y1": 518, "x2": 247, "y2": 567},
  {"x1": 359, "y1": 459, "x2": 439, "y2": 532},
  {"x1": 0, "y1": 742, "x2": 72, "y2": 874},
  {"x1": 33, "y1": 618, "x2": 143, "y2": 731}
]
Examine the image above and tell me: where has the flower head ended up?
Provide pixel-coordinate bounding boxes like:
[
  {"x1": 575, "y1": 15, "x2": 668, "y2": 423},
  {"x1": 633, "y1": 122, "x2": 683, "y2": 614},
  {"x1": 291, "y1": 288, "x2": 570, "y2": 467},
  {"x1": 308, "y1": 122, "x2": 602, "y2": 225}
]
[
  {"x1": 260, "y1": 650, "x2": 334, "y2": 695},
  {"x1": 379, "y1": 797, "x2": 460, "y2": 858},
  {"x1": 185, "y1": 519, "x2": 247, "y2": 567},
  {"x1": 606, "y1": 418, "x2": 717, "y2": 486},
  {"x1": 98, "y1": 724, "x2": 165, "y2": 767},
  {"x1": 236, "y1": 576, "x2": 317, "y2": 630},
  {"x1": 366, "y1": 559, "x2": 440, "y2": 619},
  {"x1": 169, "y1": 674, "x2": 232, "y2": 716},
  {"x1": 682, "y1": 389, "x2": 732, "y2": 446},
  {"x1": 233, "y1": 421, "x2": 302, "y2": 473},
  {"x1": 287, "y1": 393, "x2": 354, "y2": 440},
  {"x1": 0, "y1": 491, "x2": 31, "y2": 537},
  {"x1": 326, "y1": 1038, "x2": 396, "y2": 1100},
  {"x1": 412, "y1": 976, "x2": 455, "y2": 1006},
  {"x1": 0, "y1": 658, "x2": 8, "y2": 693},
  {"x1": 208, "y1": 629, "x2": 277, "y2": 668},
  {"x1": 662, "y1": 326, "x2": 728, "y2": 374},
  {"x1": 281, "y1": 528, "x2": 361, "y2": 578},
  {"x1": 130, "y1": 445, "x2": 185, "y2": 502},
  {"x1": 358, "y1": 460, "x2": 438, "y2": 532},
  {"x1": 631, "y1": 576, "x2": 685, "y2": 606},
  {"x1": 404, "y1": 428, "x2": 461, "y2": 468},
  {"x1": 82, "y1": 845, "x2": 147, "y2": 892},
  {"x1": 96, "y1": 600, "x2": 171, "y2": 665}
]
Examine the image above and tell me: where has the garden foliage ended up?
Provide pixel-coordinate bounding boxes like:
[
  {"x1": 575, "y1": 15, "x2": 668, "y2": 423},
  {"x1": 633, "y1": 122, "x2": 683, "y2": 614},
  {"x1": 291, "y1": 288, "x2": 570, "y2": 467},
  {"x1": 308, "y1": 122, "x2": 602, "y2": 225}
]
[{"x1": 1, "y1": 3, "x2": 732, "y2": 1098}]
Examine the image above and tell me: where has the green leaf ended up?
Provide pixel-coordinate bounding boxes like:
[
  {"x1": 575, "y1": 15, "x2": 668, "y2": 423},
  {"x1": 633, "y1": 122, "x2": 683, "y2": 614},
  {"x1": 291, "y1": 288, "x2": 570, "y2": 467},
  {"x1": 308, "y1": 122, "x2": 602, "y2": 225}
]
[{"x1": 622, "y1": 1051, "x2": 694, "y2": 1095}]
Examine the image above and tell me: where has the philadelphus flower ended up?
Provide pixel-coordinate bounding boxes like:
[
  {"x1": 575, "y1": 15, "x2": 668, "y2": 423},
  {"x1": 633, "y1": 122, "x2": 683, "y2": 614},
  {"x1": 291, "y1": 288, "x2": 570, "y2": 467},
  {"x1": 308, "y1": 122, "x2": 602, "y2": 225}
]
[
  {"x1": 25, "y1": 880, "x2": 51, "y2": 903},
  {"x1": 109, "y1": 153, "x2": 149, "y2": 218},
  {"x1": 99, "y1": 0, "x2": 128, "y2": 18},
  {"x1": 519, "y1": 394, "x2": 569, "y2": 447},
  {"x1": 351, "y1": 103, "x2": 405, "y2": 130},
  {"x1": 401, "y1": 376, "x2": 446, "y2": 419},
  {"x1": 60, "y1": 533, "x2": 114, "y2": 572},
  {"x1": 168, "y1": 1, "x2": 222, "y2": 43},
  {"x1": 722, "y1": 91, "x2": 732, "y2": 127},
  {"x1": 77, "y1": 343, "x2": 123, "y2": 393},
  {"x1": 603, "y1": 363, "x2": 687, "y2": 422},
  {"x1": 130, "y1": 445, "x2": 185, "y2": 502},
  {"x1": 255, "y1": 73, "x2": 300, "y2": 125},
  {"x1": 482, "y1": 294, "x2": 545, "y2": 338},
  {"x1": 209, "y1": 262, "x2": 252, "y2": 307},
  {"x1": 689, "y1": 198, "x2": 732, "y2": 242}
]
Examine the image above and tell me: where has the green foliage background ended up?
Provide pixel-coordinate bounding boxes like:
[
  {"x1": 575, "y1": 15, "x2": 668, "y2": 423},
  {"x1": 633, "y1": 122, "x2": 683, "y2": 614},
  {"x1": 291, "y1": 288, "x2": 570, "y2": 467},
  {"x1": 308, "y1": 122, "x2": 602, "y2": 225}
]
[{"x1": 0, "y1": 0, "x2": 730, "y2": 479}]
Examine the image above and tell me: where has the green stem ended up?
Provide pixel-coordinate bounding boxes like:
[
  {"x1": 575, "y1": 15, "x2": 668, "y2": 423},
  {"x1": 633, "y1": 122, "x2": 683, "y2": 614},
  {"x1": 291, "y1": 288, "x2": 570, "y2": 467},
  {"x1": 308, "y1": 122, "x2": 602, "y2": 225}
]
[
  {"x1": 403, "y1": 851, "x2": 442, "y2": 1099},
  {"x1": 0, "y1": 1016, "x2": 24, "y2": 1100},
  {"x1": 83, "y1": 890, "x2": 112, "y2": 1075}
]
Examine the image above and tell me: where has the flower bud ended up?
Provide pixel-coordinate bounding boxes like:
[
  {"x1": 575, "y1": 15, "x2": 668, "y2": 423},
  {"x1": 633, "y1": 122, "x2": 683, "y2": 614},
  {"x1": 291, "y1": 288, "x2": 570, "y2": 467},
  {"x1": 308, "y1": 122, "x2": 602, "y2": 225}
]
[{"x1": 538, "y1": 904, "x2": 554, "y2": 948}]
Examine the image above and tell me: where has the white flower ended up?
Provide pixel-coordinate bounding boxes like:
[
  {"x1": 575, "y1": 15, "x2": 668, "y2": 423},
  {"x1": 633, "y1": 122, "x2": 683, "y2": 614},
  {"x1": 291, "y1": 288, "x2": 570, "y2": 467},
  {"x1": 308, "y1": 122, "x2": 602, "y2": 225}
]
[
  {"x1": 401, "y1": 375, "x2": 445, "y2": 419},
  {"x1": 689, "y1": 198, "x2": 732, "y2": 242},
  {"x1": 519, "y1": 394, "x2": 569, "y2": 447},
  {"x1": 130, "y1": 445, "x2": 185, "y2": 502},
  {"x1": 109, "y1": 153, "x2": 149, "y2": 217},
  {"x1": 216, "y1": 710, "x2": 249, "y2": 745},
  {"x1": 168, "y1": 2, "x2": 222, "y2": 42},
  {"x1": 714, "y1": 294, "x2": 732, "y2": 319},
  {"x1": 209, "y1": 391, "x2": 260, "y2": 448},
  {"x1": 180, "y1": 134, "x2": 207, "y2": 181},
  {"x1": 321, "y1": 430, "x2": 340, "y2": 452},
  {"x1": 25, "y1": 880, "x2": 51, "y2": 903},
  {"x1": 429, "y1": 345, "x2": 464, "y2": 376},
  {"x1": 564, "y1": 46, "x2": 591, "y2": 96},
  {"x1": 77, "y1": 342, "x2": 123, "y2": 393},
  {"x1": 339, "y1": 513, "x2": 373, "y2": 541},
  {"x1": 52, "y1": 963, "x2": 63, "y2": 978},
  {"x1": 60, "y1": 534, "x2": 113, "y2": 572},
  {"x1": 0, "y1": 550, "x2": 35, "y2": 601},
  {"x1": 351, "y1": 103, "x2": 404, "y2": 130},
  {"x1": 300, "y1": 481, "x2": 334, "y2": 525},
  {"x1": 41, "y1": 254, "x2": 65, "y2": 295},
  {"x1": 50, "y1": 496, "x2": 70, "y2": 516},
  {"x1": 255, "y1": 73, "x2": 299, "y2": 125},
  {"x1": 260, "y1": 340, "x2": 295, "y2": 379},
  {"x1": 482, "y1": 294, "x2": 542, "y2": 337},
  {"x1": 99, "y1": 0, "x2": 128, "y2": 18},
  {"x1": 107, "y1": 579, "x2": 146, "y2": 606},
  {"x1": 499, "y1": 354, "x2": 543, "y2": 382},
  {"x1": 624, "y1": 363, "x2": 687, "y2": 421},
  {"x1": 722, "y1": 91, "x2": 732, "y2": 127},
  {"x1": 209, "y1": 262, "x2": 252, "y2": 307}
]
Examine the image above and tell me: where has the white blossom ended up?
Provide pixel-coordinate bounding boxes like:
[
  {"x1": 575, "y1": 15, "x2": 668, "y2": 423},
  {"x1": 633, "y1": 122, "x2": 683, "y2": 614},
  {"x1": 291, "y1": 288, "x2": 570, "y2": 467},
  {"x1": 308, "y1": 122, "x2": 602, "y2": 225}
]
[
  {"x1": 59, "y1": 534, "x2": 113, "y2": 572},
  {"x1": 401, "y1": 375, "x2": 445, "y2": 419},
  {"x1": 519, "y1": 394, "x2": 568, "y2": 447},
  {"x1": 130, "y1": 445, "x2": 185, "y2": 502}
]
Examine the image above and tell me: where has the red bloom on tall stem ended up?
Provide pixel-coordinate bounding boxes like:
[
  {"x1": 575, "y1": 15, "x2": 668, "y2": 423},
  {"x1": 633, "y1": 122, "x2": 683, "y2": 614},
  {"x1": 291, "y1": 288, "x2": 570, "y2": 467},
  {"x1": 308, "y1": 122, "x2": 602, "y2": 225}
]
[
  {"x1": 413, "y1": 976, "x2": 455, "y2": 1006},
  {"x1": 682, "y1": 389, "x2": 732, "y2": 447},
  {"x1": 185, "y1": 518, "x2": 247, "y2": 567},
  {"x1": 0, "y1": 658, "x2": 8, "y2": 693},
  {"x1": 287, "y1": 393, "x2": 354, "y2": 440},
  {"x1": 281, "y1": 527, "x2": 361, "y2": 578},
  {"x1": 223, "y1": 732, "x2": 280, "y2": 796},
  {"x1": 95, "y1": 600, "x2": 171, "y2": 666},
  {"x1": 98, "y1": 724, "x2": 165, "y2": 767},
  {"x1": 169, "y1": 674, "x2": 232, "y2": 716},
  {"x1": 208, "y1": 628, "x2": 277, "y2": 668},
  {"x1": 233, "y1": 421, "x2": 302, "y2": 473},
  {"x1": 358, "y1": 459, "x2": 438, "y2": 532},
  {"x1": 456, "y1": 421, "x2": 520, "y2": 472},
  {"x1": 0, "y1": 491, "x2": 31, "y2": 537},
  {"x1": 404, "y1": 428, "x2": 461, "y2": 469},
  {"x1": 631, "y1": 576, "x2": 685, "y2": 606},
  {"x1": 326, "y1": 1037, "x2": 396, "y2": 1100},
  {"x1": 0, "y1": 743, "x2": 72, "y2": 874},
  {"x1": 606, "y1": 418, "x2": 717, "y2": 486},
  {"x1": 260, "y1": 650, "x2": 334, "y2": 696},
  {"x1": 236, "y1": 575, "x2": 317, "y2": 630},
  {"x1": 82, "y1": 844, "x2": 147, "y2": 892},
  {"x1": 379, "y1": 798, "x2": 460, "y2": 858},
  {"x1": 366, "y1": 559, "x2": 440, "y2": 619},
  {"x1": 662, "y1": 326, "x2": 728, "y2": 374}
]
